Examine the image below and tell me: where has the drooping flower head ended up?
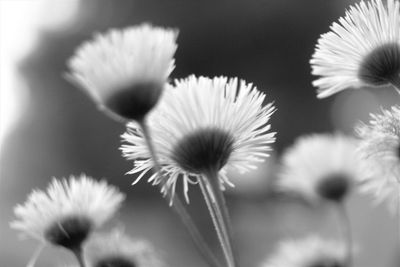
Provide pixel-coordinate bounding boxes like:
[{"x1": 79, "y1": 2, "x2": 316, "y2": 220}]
[
  {"x1": 260, "y1": 236, "x2": 346, "y2": 267},
  {"x1": 10, "y1": 175, "x2": 125, "y2": 251},
  {"x1": 121, "y1": 75, "x2": 276, "y2": 202},
  {"x1": 356, "y1": 105, "x2": 400, "y2": 212},
  {"x1": 311, "y1": 0, "x2": 400, "y2": 98},
  {"x1": 85, "y1": 229, "x2": 164, "y2": 267},
  {"x1": 67, "y1": 24, "x2": 178, "y2": 121},
  {"x1": 279, "y1": 134, "x2": 362, "y2": 203}
]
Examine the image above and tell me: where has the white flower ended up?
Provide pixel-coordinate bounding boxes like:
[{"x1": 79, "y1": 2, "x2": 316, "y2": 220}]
[
  {"x1": 310, "y1": 0, "x2": 400, "y2": 98},
  {"x1": 67, "y1": 24, "x2": 178, "y2": 121},
  {"x1": 85, "y1": 229, "x2": 164, "y2": 267},
  {"x1": 260, "y1": 236, "x2": 346, "y2": 267},
  {"x1": 10, "y1": 174, "x2": 125, "y2": 250},
  {"x1": 121, "y1": 75, "x2": 276, "y2": 202},
  {"x1": 356, "y1": 106, "x2": 400, "y2": 212},
  {"x1": 278, "y1": 134, "x2": 362, "y2": 202}
]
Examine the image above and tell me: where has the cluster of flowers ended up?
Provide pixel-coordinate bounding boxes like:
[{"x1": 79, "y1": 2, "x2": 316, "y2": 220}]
[
  {"x1": 10, "y1": 0, "x2": 400, "y2": 266},
  {"x1": 11, "y1": 175, "x2": 162, "y2": 267}
]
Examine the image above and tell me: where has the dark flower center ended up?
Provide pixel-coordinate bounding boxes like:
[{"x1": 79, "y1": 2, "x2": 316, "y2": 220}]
[
  {"x1": 172, "y1": 128, "x2": 235, "y2": 174},
  {"x1": 95, "y1": 256, "x2": 136, "y2": 267},
  {"x1": 104, "y1": 82, "x2": 163, "y2": 121},
  {"x1": 358, "y1": 43, "x2": 400, "y2": 86},
  {"x1": 308, "y1": 259, "x2": 344, "y2": 267},
  {"x1": 316, "y1": 174, "x2": 350, "y2": 202},
  {"x1": 45, "y1": 215, "x2": 92, "y2": 250}
]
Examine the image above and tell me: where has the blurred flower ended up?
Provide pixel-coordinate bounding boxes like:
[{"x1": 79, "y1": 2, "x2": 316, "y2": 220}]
[
  {"x1": 67, "y1": 24, "x2": 178, "y2": 121},
  {"x1": 310, "y1": 0, "x2": 400, "y2": 98},
  {"x1": 121, "y1": 75, "x2": 276, "y2": 202},
  {"x1": 85, "y1": 228, "x2": 164, "y2": 267},
  {"x1": 356, "y1": 105, "x2": 400, "y2": 212},
  {"x1": 260, "y1": 235, "x2": 346, "y2": 267},
  {"x1": 278, "y1": 134, "x2": 362, "y2": 202},
  {"x1": 10, "y1": 175, "x2": 125, "y2": 251}
]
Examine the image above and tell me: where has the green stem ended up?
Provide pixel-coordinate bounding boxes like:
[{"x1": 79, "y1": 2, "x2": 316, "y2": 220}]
[
  {"x1": 397, "y1": 184, "x2": 400, "y2": 253},
  {"x1": 138, "y1": 119, "x2": 223, "y2": 267},
  {"x1": 335, "y1": 203, "x2": 353, "y2": 267},
  {"x1": 203, "y1": 170, "x2": 237, "y2": 267},
  {"x1": 72, "y1": 247, "x2": 86, "y2": 267},
  {"x1": 199, "y1": 176, "x2": 234, "y2": 267},
  {"x1": 206, "y1": 173, "x2": 235, "y2": 252},
  {"x1": 26, "y1": 242, "x2": 45, "y2": 267}
]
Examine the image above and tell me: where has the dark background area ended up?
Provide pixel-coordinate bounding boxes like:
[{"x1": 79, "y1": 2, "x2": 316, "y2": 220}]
[{"x1": 0, "y1": 0, "x2": 398, "y2": 266}]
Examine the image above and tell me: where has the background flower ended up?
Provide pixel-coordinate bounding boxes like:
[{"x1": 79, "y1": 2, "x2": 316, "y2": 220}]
[
  {"x1": 356, "y1": 105, "x2": 400, "y2": 212},
  {"x1": 85, "y1": 228, "x2": 164, "y2": 267},
  {"x1": 11, "y1": 175, "x2": 125, "y2": 247},
  {"x1": 278, "y1": 134, "x2": 362, "y2": 202},
  {"x1": 311, "y1": 0, "x2": 400, "y2": 98},
  {"x1": 260, "y1": 235, "x2": 346, "y2": 267},
  {"x1": 67, "y1": 24, "x2": 178, "y2": 121}
]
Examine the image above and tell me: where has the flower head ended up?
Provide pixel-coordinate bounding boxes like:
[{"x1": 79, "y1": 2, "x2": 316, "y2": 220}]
[
  {"x1": 278, "y1": 134, "x2": 362, "y2": 202},
  {"x1": 10, "y1": 175, "x2": 125, "y2": 250},
  {"x1": 67, "y1": 24, "x2": 178, "y2": 121},
  {"x1": 85, "y1": 229, "x2": 164, "y2": 267},
  {"x1": 121, "y1": 75, "x2": 276, "y2": 202},
  {"x1": 260, "y1": 236, "x2": 346, "y2": 267},
  {"x1": 310, "y1": 0, "x2": 400, "y2": 98},
  {"x1": 356, "y1": 105, "x2": 400, "y2": 212}
]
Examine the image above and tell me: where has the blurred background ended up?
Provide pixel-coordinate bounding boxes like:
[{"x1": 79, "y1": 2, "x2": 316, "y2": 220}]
[{"x1": 0, "y1": 0, "x2": 398, "y2": 266}]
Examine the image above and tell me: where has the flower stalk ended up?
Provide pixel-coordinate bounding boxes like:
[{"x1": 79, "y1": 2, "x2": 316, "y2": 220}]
[
  {"x1": 335, "y1": 203, "x2": 353, "y2": 267},
  {"x1": 397, "y1": 184, "x2": 400, "y2": 252},
  {"x1": 72, "y1": 247, "x2": 86, "y2": 267},
  {"x1": 26, "y1": 243, "x2": 45, "y2": 267},
  {"x1": 199, "y1": 170, "x2": 237, "y2": 267}
]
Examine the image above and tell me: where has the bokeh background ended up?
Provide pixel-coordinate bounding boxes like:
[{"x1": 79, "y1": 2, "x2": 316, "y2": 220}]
[{"x1": 0, "y1": 0, "x2": 398, "y2": 266}]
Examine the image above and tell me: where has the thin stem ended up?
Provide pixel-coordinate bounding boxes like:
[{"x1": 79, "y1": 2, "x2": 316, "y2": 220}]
[
  {"x1": 390, "y1": 74, "x2": 400, "y2": 93},
  {"x1": 26, "y1": 242, "x2": 45, "y2": 267},
  {"x1": 397, "y1": 184, "x2": 400, "y2": 252},
  {"x1": 173, "y1": 196, "x2": 223, "y2": 267},
  {"x1": 137, "y1": 119, "x2": 222, "y2": 267},
  {"x1": 72, "y1": 247, "x2": 86, "y2": 267},
  {"x1": 206, "y1": 173, "x2": 236, "y2": 254},
  {"x1": 335, "y1": 203, "x2": 353, "y2": 267},
  {"x1": 203, "y1": 170, "x2": 237, "y2": 267},
  {"x1": 199, "y1": 176, "x2": 234, "y2": 267}
]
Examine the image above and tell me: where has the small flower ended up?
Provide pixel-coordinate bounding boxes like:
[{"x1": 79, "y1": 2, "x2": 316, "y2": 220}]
[
  {"x1": 121, "y1": 75, "x2": 276, "y2": 202},
  {"x1": 10, "y1": 175, "x2": 125, "y2": 251},
  {"x1": 278, "y1": 134, "x2": 362, "y2": 202},
  {"x1": 67, "y1": 24, "x2": 178, "y2": 121},
  {"x1": 85, "y1": 229, "x2": 164, "y2": 267},
  {"x1": 310, "y1": 0, "x2": 400, "y2": 98},
  {"x1": 356, "y1": 105, "x2": 400, "y2": 212},
  {"x1": 260, "y1": 236, "x2": 346, "y2": 267}
]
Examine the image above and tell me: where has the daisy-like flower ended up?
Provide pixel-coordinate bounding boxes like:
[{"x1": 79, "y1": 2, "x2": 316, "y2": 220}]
[
  {"x1": 85, "y1": 229, "x2": 164, "y2": 267},
  {"x1": 310, "y1": 0, "x2": 400, "y2": 98},
  {"x1": 279, "y1": 134, "x2": 362, "y2": 202},
  {"x1": 10, "y1": 175, "x2": 125, "y2": 252},
  {"x1": 121, "y1": 75, "x2": 276, "y2": 201},
  {"x1": 260, "y1": 236, "x2": 346, "y2": 267},
  {"x1": 67, "y1": 24, "x2": 178, "y2": 122},
  {"x1": 356, "y1": 105, "x2": 400, "y2": 212}
]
